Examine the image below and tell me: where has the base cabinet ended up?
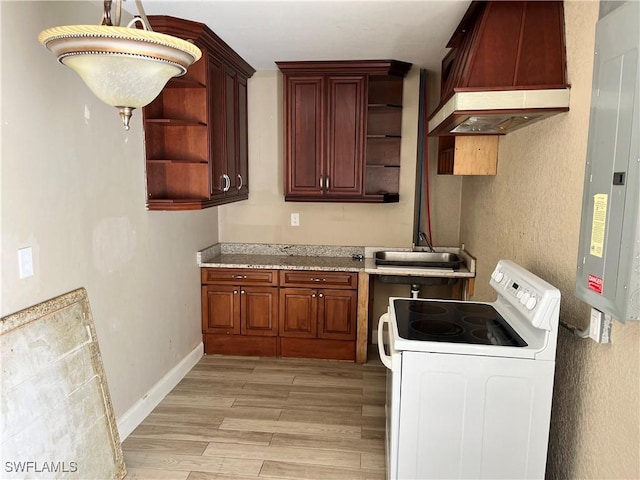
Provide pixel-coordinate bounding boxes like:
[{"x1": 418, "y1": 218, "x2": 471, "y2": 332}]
[
  {"x1": 201, "y1": 268, "x2": 357, "y2": 360},
  {"x1": 201, "y1": 269, "x2": 278, "y2": 356}
]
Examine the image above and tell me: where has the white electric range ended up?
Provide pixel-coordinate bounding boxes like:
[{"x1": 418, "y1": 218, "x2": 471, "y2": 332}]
[{"x1": 377, "y1": 260, "x2": 560, "y2": 480}]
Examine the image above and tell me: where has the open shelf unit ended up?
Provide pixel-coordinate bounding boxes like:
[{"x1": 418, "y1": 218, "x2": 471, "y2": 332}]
[{"x1": 365, "y1": 75, "x2": 405, "y2": 199}]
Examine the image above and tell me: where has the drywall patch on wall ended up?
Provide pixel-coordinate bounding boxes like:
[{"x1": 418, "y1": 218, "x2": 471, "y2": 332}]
[{"x1": 92, "y1": 217, "x2": 137, "y2": 274}]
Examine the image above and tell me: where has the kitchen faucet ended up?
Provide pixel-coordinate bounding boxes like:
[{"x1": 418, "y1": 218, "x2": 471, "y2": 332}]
[{"x1": 417, "y1": 231, "x2": 435, "y2": 252}]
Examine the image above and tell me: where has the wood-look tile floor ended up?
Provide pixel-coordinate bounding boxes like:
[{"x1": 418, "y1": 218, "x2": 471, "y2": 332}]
[{"x1": 122, "y1": 354, "x2": 387, "y2": 480}]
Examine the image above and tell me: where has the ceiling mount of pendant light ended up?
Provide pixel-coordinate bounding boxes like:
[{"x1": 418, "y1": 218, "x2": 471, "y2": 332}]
[{"x1": 38, "y1": 0, "x2": 202, "y2": 130}]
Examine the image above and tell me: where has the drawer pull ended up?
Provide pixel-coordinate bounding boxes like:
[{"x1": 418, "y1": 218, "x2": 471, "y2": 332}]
[
  {"x1": 234, "y1": 275, "x2": 247, "y2": 279},
  {"x1": 233, "y1": 290, "x2": 238, "y2": 294}
]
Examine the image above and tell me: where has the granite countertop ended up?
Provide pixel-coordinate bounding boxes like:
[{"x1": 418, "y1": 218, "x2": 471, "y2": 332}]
[
  {"x1": 197, "y1": 243, "x2": 476, "y2": 278},
  {"x1": 200, "y1": 253, "x2": 365, "y2": 272},
  {"x1": 197, "y1": 243, "x2": 366, "y2": 272}
]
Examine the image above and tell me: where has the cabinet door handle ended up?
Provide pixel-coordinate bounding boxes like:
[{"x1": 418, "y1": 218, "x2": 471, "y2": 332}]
[
  {"x1": 220, "y1": 175, "x2": 225, "y2": 191},
  {"x1": 237, "y1": 174, "x2": 243, "y2": 190},
  {"x1": 223, "y1": 174, "x2": 231, "y2": 192},
  {"x1": 319, "y1": 176, "x2": 324, "y2": 189},
  {"x1": 326, "y1": 176, "x2": 330, "y2": 190}
]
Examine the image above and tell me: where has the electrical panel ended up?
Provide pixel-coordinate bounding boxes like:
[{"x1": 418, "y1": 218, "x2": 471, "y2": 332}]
[{"x1": 575, "y1": 1, "x2": 639, "y2": 322}]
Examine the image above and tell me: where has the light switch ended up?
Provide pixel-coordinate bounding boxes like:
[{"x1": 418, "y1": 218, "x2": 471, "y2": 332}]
[{"x1": 18, "y1": 247, "x2": 34, "y2": 278}]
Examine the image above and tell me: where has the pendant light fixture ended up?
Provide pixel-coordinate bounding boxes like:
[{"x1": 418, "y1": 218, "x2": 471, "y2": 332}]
[{"x1": 38, "y1": 0, "x2": 202, "y2": 130}]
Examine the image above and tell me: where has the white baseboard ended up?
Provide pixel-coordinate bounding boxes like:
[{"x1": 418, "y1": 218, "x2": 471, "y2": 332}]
[{"x1": 116, "y1": 342, "x2": 203, "y2": 440}]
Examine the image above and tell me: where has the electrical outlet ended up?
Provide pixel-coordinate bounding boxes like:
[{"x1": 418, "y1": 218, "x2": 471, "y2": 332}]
[
  {"x1": 589, "y1": 308, "x2": 612, "y2": 343},
  {"x1": 291, "y1": 213, "x2": 300, "y2": 226},
  {"x1": 18, "y1": 247, "x2": 34, "y2": 279}
]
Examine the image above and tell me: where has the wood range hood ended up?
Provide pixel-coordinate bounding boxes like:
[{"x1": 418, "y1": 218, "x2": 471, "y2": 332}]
[{"x1": 428, "y1": 1, "x2": 570, "y2": 136}]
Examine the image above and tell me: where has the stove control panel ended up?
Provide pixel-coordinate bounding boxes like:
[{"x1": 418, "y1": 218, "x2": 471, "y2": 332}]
[{"x1": 490, "y1": 260, "x2": 560, "y2": 331}]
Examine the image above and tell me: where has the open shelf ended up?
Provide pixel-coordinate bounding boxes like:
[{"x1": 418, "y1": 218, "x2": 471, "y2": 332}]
[
  {"x1": 364, "y1": 74, "x2": 405, "y2": 198},
  {"x1": 146, "y1": 162, "x2": 210, "y2": 200}
]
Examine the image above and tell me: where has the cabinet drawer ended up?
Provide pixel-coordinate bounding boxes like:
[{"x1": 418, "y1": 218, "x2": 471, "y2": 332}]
[
  {"x1": 201, "y1": 268, "x2": 278, "y2": 286},
  {"x1": 279, "y1": 270, "x2": 357, "y2": 289}
]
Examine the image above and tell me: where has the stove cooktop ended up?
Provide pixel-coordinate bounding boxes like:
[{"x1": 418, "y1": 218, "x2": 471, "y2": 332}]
[{"x1": 392, "y1": 299, "x2": 527, "y2": 347}]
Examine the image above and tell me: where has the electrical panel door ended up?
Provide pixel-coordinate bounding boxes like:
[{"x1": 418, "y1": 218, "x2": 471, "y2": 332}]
[{"x1": 575, "y1": 1, "x2": 639, "y2": 322}]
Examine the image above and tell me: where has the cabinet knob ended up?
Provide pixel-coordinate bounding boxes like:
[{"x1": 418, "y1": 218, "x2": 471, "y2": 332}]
[
  {"x1": 233, "y1": 290, "x2": 238, "y2": 294},
  {"x1": 312, "y1": 294, "x2": 316, "y2": 298},
  {"x1": 319, "y1": 293, "x2": 324, "y2": 298},
  {"x1": 241, "y1": 290, "x2": 245, "y2": 294}
]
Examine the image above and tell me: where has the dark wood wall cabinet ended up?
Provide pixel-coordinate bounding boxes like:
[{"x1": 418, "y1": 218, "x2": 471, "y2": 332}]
[
  {"x1": 142, "y1": 16, "x2": 255, "y2": 210},
  {"x1": 277, "y1": 60, "x2": 412, "y2": 203},
  {"x1": 201, "y1": 268, "x2": 358, "y2": 361}
]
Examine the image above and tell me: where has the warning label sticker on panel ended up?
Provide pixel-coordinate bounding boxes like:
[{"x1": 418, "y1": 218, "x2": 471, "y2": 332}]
[
  {"x1": 590, "y1": 194, "x2": 607, "y2": 258},
  {"x1": 588, "y1": 274, "x2": 604, "y2": 294}
]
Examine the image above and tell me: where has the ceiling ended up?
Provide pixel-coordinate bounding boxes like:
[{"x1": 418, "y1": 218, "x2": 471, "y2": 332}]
[{"x1": 138, "y1": 1, "x2": 471, "y2": 71}]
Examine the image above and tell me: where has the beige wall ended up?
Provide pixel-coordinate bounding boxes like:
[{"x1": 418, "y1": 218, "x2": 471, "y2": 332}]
[
  {"x1": 218, "y1": 69, "x2": 420, "y2": 247},
  {"x1": 459, "y1": 2, "x2": 639, "y2": 478},
  {"x1": 0, "y1": 2, "x2": 217, "y2": 419}
]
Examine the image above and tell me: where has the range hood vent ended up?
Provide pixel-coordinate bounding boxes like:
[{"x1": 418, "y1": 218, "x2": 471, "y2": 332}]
[{"x1": 428, "y1": 1, "x2": 570, "y2": 136}]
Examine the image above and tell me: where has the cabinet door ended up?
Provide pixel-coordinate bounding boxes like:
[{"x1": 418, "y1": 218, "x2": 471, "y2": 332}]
[
  {"x1": 202, "y1": 285, "x2": 241, "y2": 334},
  {"x1": 325, "y1": 75, "x2": 366, "y2": 197},
  {"x1": 284, "y1": 76, "x2": 324, "y2": 198},
  {"x1": 317, "y1": 289, "x2": 357, "y2": 340},
  {"x1": 224, "y1": 66, "x2": 239, "y2": 196},
  {"x1": 241, "y1": 287, "x2": 278, "y2": 336},
  {"x1": 209, "y1": 56, "x2": 227, "y2": 198},
  {"x1": 279, "y1": 288, "x2": 318, "y2": 338},
  {"x1": 236, "y1": 75, "x2": 249, "y2": 197}
]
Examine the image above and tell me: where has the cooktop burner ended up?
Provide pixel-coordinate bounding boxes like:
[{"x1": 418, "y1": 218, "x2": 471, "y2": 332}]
[{"x1": 393, "y1": 299, "x2": 527, "y2": 346}]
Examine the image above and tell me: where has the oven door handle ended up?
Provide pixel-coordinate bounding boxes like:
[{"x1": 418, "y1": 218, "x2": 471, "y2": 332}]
[{"x1": 377, "y1": 313, "x2": 393, "y2": 370}]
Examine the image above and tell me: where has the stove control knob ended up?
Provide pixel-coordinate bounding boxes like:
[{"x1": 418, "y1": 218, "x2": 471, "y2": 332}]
[
  {"x1": 526, "y1": 296, "x2": 537, "y2": 310},
  {"x1": 493, "y1": 270, "x2": 504, "y2": 283},
  {"x1": 516, "y1": 290, "x2": 524, "y2": 299},
  {"x1": 521, "y1": 292, "x2": 531, "y2": 305}
]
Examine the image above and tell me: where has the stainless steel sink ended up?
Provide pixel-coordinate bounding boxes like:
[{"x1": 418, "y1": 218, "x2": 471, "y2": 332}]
[{"x1": 375, "y1": 251, "x2": 462, "y2": 269}]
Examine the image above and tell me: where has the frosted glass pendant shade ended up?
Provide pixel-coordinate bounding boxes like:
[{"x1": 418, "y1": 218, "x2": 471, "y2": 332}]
[
  {"x1": 38, "y1": 25, "x2": 202, "y2": 129},
  {"x1": 62, "y1": 55, "x2": 181, "y2": 108}
]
